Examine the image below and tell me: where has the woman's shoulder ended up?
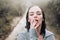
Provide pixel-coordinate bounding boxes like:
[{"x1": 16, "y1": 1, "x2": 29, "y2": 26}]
[
  {"x1": 45, "y1": 29, "x2": 55, "y2": 38},
  {"x1": 17, "y1": 29, "x2": 29, "y2": 38},
  {"x1": 44, "y1": 29, "x2": 55, "y2": 40},
  {"x1": 45, "y1": 29, "x2": 54, "y2": 37},
  {"x1": 17, "y1": 29, "x2": 28, "y2": 35},
  {"x1": 17, "y1": 29, "x2": 29, "y2": 40}
]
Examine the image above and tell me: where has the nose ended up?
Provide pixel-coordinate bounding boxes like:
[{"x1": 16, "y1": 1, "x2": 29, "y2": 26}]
[{"x1": 34, "y1": 14, "x2": 37, "y2": 18}]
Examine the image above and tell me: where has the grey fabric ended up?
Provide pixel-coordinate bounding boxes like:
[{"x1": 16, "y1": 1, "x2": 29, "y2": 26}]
[{"x1": 17, "y1": 29, "x2": 55, "y2": 40}]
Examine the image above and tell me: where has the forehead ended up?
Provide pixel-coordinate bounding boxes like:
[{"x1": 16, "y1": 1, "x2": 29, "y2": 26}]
[{"x1": 29, "y1": 6, "x2": 42, "y2": 12}]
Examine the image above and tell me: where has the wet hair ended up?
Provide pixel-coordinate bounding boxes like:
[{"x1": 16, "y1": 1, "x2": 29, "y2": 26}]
[{"x1": 25, "y1": 6, "x2": 46, "y2": 37}]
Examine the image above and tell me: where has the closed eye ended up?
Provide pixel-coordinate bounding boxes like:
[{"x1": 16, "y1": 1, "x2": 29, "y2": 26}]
[
  {"x1": 37, "y1": 13, "x2": 41, "y2": 15},
  {"x1": 29, "y1": 12, "x2": 34, "y2": 16},
  {"x1": 37, "y1": 11, "x2": 41, "y2": 15},
  {"x1": 29, "y1": 13, "x2": 34, "y2": 16}
]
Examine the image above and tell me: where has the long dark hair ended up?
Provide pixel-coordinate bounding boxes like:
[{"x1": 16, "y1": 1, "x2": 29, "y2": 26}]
[{"x1": 25, "y1": 6, "x2": 46, "y2": 37}]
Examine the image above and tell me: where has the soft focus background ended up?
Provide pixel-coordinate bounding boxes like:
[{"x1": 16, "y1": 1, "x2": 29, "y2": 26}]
[{"x1": 0, "y1": 0, "x2": 60, "y2": 40}]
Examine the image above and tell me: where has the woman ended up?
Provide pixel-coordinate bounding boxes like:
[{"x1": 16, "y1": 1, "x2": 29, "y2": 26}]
[{"x1": 17, "y1": 5, "x2": 55, "y2": 40}]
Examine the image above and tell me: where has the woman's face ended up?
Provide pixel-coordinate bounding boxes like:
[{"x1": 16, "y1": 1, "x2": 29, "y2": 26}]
[{"x1": 28, "y1": 6, "x2": 44, "y2": 28}]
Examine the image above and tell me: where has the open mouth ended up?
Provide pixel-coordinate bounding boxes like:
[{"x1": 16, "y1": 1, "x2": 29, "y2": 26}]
[
  {"x1": 35, "y1": 20, "x2": 38, "y2": 22},
  {"x1": 34, "y1": 19, "x2": 38, "y2": 24}
]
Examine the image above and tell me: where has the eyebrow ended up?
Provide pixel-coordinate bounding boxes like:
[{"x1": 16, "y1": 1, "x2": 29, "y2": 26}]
[
  {"x1": 29, "y1": 10, "x2": 41, "y2": 13},
  {"x1": 29, "y1": 12, "x2": 34, "y2": 13},
  {"x1": 37, "y1": 11, "x2": 40, "y2": 12}
]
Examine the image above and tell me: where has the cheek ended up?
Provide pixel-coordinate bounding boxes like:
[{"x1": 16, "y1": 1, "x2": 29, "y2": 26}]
[
  {"x1": 28, "y1": 16, "x2": 33, "y2": 22},
  {"x1": 39, "y1": 15, "x2": 43, "y2": 20},
  {"x1": 38, "y1": 15, "x2": 43, "y2": 23}
]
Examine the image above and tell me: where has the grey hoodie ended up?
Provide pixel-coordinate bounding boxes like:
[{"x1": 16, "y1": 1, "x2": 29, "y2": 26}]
[{"x1": 17, "y1": 29, "x2": 55, "y2": 40}]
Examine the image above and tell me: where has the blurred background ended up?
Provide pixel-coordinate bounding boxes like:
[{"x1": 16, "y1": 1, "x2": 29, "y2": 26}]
[{"x1": 0, "y1": 0, "x2": 60, "y2": 40}]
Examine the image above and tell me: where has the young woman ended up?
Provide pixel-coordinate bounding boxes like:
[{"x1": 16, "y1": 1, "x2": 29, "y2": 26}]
[{"x1": 17, "y1": 5, "x2": 55, "y2": 40}]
